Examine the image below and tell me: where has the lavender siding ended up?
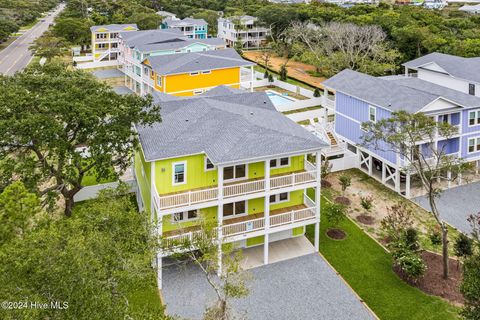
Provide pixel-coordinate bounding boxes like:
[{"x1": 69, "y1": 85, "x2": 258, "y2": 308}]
[
  {"x1": 461, "y1": 134, "x2": 480, "y2": 159},
  {"x1": 462, "y1": 109, "x2": 480, "y2": 134},
  {"x1": 335, "y1": 93, "x2": 397, "y2": 164},
  {"x1": 438, "y1": 138, "x2": 459, "y2": 155},
  {"x1": 450, "y1": 112, "x2": 460, "y2": 126}
]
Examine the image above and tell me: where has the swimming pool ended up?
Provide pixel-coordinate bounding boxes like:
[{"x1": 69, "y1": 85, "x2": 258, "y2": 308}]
[{"x1": 266, "y1": 90, "x2": 297, "y2": 107}]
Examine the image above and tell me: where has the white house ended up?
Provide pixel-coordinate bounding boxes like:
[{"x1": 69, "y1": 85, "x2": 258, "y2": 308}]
[{"x1": 217, "y1": 15, "x2": 270, "y2": 49}]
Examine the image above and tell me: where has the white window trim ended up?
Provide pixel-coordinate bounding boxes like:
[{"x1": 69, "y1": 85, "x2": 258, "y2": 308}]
[
  {"x1": 156, "y1": 75, "x2": 162, "y2": 87},
  {"x1": 223, "y1": 201, "x2": 248, "y2": 219},
  {"x1": 270, "y1": 157, "x2": 290, "y2": 169},
  {"x1": 204, "y1": 157, "x2": 215, "y2": 171},
  {"x1": 468, "y1": 110, "x2": 480, "y2": 127},
  {"x1": 368, "y1": 105, "x2": 377, "y2": 123},
  {"x1": 172, "y1": 161, "x2": 187, "y2": 185},
  {"x1": 172, "y1": 209, "x2": 199, "y2": 223},
  {"x1": 467, "y1": 137, "x2": 480, "y2": 154},
  {"x1": 223, "y1": 164, "x2": 248, "y2": 182},
  {"x1": 269, "y1": 192, "x2": 290, "y2": 204}
]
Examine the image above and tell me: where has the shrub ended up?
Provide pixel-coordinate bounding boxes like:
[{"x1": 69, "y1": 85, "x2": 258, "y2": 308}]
[
  {"x1": 313, "y1": 88, "x2": 321, "y2": 98},
  {"x1": 335, "y1": 196, "x2": 351, "y2": 206},
  {"x1": 279, "y1": 64, "x2": 288, "y2": 81},
  {"x1": 394, "y1": 248, "x2": 426, "y2": 281},
  {"x1": 264, "y1": 70, "x2": 269, "y2": 79},
  {"x1": 338, "y1": 175, "x2": 351, "y2": 194},
  {"x1": 268, "y1": 74, "x2": 274, "y2": 85},
  {"x1": 321, "y1": 159, "x2": 332, "y2": 179},
  {"x1": 381, "y1": 203, "x2": 414, "y2": 243},
  {"x1": 429, "y1": 227, "x2": 442, "y2": 246},
  {"x1": 360, "y1": 195, "x2": 374, "y2": 213},
  {"x1": 325, "y1": 202, "x2": 346, "y2": 228},
  {"x1": 404, "y1": 227, "x2": 420, "y2": 251},
  {"x1": 455, "y1": 234, "x2": 473, "y2": 261}
]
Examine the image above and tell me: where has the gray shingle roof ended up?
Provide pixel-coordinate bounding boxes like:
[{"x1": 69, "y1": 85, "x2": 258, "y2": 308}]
[
  {"x1": 144, "y1": 48, "x2": 254, "y2": 75},
  {"x1": 323, "y1": 69, "x2": 480, "y2": 112},
  {"x1": 90, "y1": 24, "x2": 138, "y2": 32},
  {"x1": 120, "y1": 29, "x2": 185, "y2": 47},
  {"x1": 403, "y1": 52, "x2": 480, "y2": 83},
  {"x1": 137, "y1": 88, "x2": 327, "y2": 164},
  {"x1": 164, "y1": 18, "x2": 207, "y2": 27},
  {"x1": 137, "y1": 37, "x2": 226, "y2": 53}
]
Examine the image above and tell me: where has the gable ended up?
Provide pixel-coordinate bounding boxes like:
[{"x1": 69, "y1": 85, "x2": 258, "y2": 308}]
[
  {"x1": 124, "y1": 26, "x2": 136, "y2": 31},
  {"x1": 96, "y1": 28, "x2": 107, "y2": 32},
  {"x1": 419, "y1": 62, "x2": 448, "y2": 74},
  {"x1": 143, "y1": 59, "x2": 151, "y2": 66},
  {"x1": 419, "y1": 97, "x2": 463, "y2": 113}
]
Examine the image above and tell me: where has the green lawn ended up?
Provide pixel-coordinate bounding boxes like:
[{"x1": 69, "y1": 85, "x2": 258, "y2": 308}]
[{"x1": 305, "y1": 193, "x2": 460, "y2": 320}]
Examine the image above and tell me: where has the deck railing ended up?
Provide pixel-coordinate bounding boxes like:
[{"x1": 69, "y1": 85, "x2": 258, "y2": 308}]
[{"x1": 157, "y1": 166, "x2": 317, "y2": 211}]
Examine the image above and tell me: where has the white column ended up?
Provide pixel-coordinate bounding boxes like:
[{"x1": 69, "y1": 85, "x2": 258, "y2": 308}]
[
  {"x1": 381, "y1": 162, "x2": 386, "y2": 183},
  {"x1": 405, "y1": 172, "x2": 411, "y2": 199},
  {"x1": 250, "y1": 65, "x2": 254, "y2": 92},
  {"x1": 395, "y1": 167, "x2": 401, "y2": 193},
  {"x1": 447, "y1": 171, "x2": 452, "y2": 188},
  {"x1": 217, "y1": 165, "x2": 224, "y2": 276},
  {"x1": 264, "y1": 159, "x2": 271, "y2": 264},
  {"x1": 476, "y1": 160, "x2": 479, "y2": 175},
  {"x1": 368, "y1": 155, "x2": 373, "y2": 176},
  {"x1": 315, "y1": 152, "x2": 321, "y2": 251}
]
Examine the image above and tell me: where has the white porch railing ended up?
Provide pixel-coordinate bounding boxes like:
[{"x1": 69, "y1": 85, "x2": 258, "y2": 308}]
[{"x1": 157, "y1": 166, "x2": 317, "y2": 211}]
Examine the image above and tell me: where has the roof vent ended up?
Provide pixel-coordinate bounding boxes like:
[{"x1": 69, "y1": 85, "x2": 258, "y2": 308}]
[
  {"x1": 263, "y1": 101, "x2": 267, "y2": 104},
  {"x1": 185, "y1": 119, "x2": 189, "y2": 122},
  {"x1": 250, "y1": 112, "x2": 254, "y2": 115}
]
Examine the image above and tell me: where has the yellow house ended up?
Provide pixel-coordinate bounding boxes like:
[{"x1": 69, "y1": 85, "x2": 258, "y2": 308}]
[
  {"x1": 142, "y1": 48, "x2": 255, "y2": 96},
  {"x1": 90, "y1": 24, "x2": 138, "y2": 62}
]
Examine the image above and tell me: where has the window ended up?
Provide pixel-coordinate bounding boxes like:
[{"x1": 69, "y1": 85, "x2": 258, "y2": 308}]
[
  {"x1": 202, "y1": 70, "x2": 211, "y2": 74},
  {"x1": 270, "y1": 157, "x2": 290, "y2": 168},
  {"x1": 269, "y1": 192, "x2": 289, "y2": 204},
  {"x1": 205, "y1": 157, "x2": 214, "y2": 171},
  {"x1": 224, "y1": 164, "x2": 246, "y2": 180},
  {"x1": 469, "y1": 110, "x2": 480, "y2": 126},
  {"x1": 111, "y1": 43, "x2": 118, "y2": 48},
  {"x1": 173, "y1": 162, "x2": 186, "y2": 185},
  {"x1": 223, "y1": 201, "x2": 246, "y2": 217},
  {"x1": 468, "y1": 137, "x2": 480, "y2": 153},
  {"x1": 368, "y1": 105, "x2": 377, "y2": 123},
  {"x1": 438, "y1": 114, "x2": 450, "y2": 124},
  {"x1": 173, "y1": 210, "x2": 198, "y2": 222},
  {"x1": 97, "y1": 43, "x2": 106, "y2": 49},
  {"x1": 469, "y1": 83, "x2": 476, "y2": 96},
  {"x1": 156, "y1": 76, "x2": 162, "y2": 87},
  {"x1": 190, "y1": 72, "x2": 199, "y2": 76},
  {"x1": 96, "y1": 33, "x2": 107, "y2": 39}
]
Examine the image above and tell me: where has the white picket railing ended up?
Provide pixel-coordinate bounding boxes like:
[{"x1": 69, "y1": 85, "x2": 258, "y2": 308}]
[
  {"x1": 156, "y1": 169, "x2": 317, "y2": 211},
  {"x1": 162, "y1": 193, "x2": 318, "y2": 246}
]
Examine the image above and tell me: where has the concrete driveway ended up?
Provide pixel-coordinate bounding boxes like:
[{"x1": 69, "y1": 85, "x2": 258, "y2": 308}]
[
  {"x1": 162, "y1": 253, "x2": 375, "y2": 320},
  {"x1": 413, "y1": 181, "x2": 480, "y2": 233}
]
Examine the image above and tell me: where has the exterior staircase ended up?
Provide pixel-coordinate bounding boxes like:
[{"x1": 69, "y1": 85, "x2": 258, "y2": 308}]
[{"x1": 326, "y1": 131, "x2": 337, "y2": 146}]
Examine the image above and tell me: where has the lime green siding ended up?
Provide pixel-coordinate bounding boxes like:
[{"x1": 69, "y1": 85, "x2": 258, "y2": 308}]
[
  {"x1": 135, "y1": 149, "x2": 151, "y2": 214},
  {"x1": 154, "y1": 154, "x2": 305, "y2": 195},
  {"x1": 292, "y1": 226, "x2": 304, "y2": 236},
  {"x1": 247, "y1": 236, "x2": 264, "y2": 247},
  {"x1": 162, "y1": 206, "x2": 217, "y2": 233}
]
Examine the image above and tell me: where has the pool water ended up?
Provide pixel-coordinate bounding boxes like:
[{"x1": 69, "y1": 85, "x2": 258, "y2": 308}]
[{"x1": 266, "y1": 91, "x2": 296, "y2": 107}]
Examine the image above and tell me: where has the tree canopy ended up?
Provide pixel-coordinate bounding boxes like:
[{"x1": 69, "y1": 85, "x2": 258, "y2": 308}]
[{"x1": 0, "y1": 63, "x2": 160, "y2": 216}]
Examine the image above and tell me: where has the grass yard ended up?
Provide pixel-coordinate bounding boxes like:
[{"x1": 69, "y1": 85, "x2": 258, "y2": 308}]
[
  {"x1": 253, "y1": 65, "x2": 317, "y2": 91},
  {"x1": 305, "y1": 190, "x2": 459, "y2": 320}
]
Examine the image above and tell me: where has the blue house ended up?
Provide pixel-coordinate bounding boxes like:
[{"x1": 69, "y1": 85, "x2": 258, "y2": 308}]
[
  {"x1": 161, "y1": 18, "x2": 208, "y2": 39},
  {"x1": 322, "y1": 69, "x2": 480, "y2": 198}
]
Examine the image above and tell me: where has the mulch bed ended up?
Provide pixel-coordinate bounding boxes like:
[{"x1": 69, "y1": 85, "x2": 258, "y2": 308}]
[
  {"x1": 321, "y1": 179, "x2": 332, "y2": 188},
  {"x1": 394, "y1": 251, "x2": 464, "y2": 304},
  {"x1": 326, "y1": 228, "x2": 347, "y2": 240},
  {"x1": 356, "y1": 214, "x2": 375, "y2": 225},
  {"x1": 334, "y1": 196, "x2": 351, "y2": 206}
]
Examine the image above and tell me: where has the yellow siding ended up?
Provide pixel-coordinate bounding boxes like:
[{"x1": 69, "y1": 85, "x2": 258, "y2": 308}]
[{"x1": 164, "y1": 67, "x2": 240, "y2": 95}]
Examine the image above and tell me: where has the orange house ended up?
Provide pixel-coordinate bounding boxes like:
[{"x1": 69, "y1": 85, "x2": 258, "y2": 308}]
[{"x1": 142, "y1": 49, "x2": 255, "y2": 96}]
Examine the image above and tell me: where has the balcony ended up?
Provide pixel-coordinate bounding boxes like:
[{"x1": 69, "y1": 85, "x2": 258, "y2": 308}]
[
  {"x1": 152, "y1": 160, "x2": 317, "y2": 213},
  {"x1": 162, "y1": 194, "x2": 317, "y2": 250}
]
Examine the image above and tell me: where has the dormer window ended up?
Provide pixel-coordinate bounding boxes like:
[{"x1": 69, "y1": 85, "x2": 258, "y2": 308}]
[
  {"x1": 469, "y1": 83, "x2": 476, "y2": 96},
  {"x1": 368, "y1": 105, "x2": 377, "y2": 123}
]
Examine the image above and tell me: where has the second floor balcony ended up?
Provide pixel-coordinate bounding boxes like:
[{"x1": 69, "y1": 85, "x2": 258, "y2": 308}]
[{"x1": 153, "y1": 160, "x2": 317, "y2": 214}]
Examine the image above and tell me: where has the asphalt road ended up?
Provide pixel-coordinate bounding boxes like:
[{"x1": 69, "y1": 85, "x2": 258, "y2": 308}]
[{"x1": 0, "y1": 3, "x2": 65, "y2": 75}]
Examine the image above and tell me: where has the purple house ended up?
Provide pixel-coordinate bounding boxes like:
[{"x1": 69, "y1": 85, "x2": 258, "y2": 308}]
[{"x1": 322, "y1": 69, "x2": 480, "y2": 198}]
